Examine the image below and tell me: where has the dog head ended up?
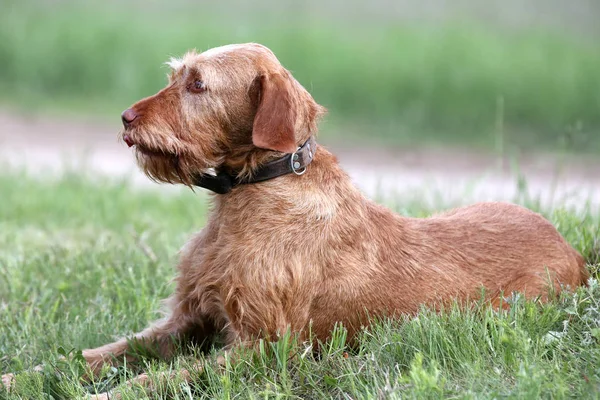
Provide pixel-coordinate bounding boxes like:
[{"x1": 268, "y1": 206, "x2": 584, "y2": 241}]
[{"x1": 120, "y1": 43, "x2": 326, "y2": 185}]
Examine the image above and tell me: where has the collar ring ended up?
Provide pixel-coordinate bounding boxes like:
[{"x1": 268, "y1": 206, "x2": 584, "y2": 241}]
[{"x1": 290, "y1": 150, "x2": 307, "y2": 175}]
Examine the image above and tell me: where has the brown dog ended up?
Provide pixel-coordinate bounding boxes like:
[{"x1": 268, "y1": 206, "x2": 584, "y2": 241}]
[{"x1": 2, "y1": 43, "x2": 588, "y2": 396}]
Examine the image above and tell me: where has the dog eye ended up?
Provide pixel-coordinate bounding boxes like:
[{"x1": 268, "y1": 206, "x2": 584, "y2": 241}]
[{"x1": 189, "y1": 80, "x2": 206, "y2": 93}]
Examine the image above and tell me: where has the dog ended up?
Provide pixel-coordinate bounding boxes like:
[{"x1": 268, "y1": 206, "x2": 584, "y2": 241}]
[{"x1": 2, "y1": 43, "x2": 588, "y2": 397}]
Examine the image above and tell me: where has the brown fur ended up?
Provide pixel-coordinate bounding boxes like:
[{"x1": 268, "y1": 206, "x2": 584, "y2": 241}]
[{"x1": 1, "y1": 43, "x2": 587, "y2": 396}]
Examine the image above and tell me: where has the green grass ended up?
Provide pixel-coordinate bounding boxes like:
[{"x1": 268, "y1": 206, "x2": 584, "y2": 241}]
[
  {"x1": 1, "y1": 172, "x2": 599, "y2": 399},
  {"x1": 2, "y1": 1, "x2": 600, "y2": 152}
]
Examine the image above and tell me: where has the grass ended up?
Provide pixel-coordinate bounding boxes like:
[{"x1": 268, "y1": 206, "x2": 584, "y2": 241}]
[
  {"x1": 2, "y1": 1, "x2": 600, "y2": 152},
  {"x1": 1, "y1": 172, "x2": 599, "y2": 399}
]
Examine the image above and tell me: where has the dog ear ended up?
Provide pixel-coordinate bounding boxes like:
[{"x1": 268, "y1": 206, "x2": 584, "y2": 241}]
[{"x1": 252, "y1": 72, "x2": 298, "y2": 153}]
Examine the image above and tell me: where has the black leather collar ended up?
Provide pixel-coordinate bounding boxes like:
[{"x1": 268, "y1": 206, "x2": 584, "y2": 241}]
[{"x1": 191, "y1": 137, "x2": 316, "y2": 194}]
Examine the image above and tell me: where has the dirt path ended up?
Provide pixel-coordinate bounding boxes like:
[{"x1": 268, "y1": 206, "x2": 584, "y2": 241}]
[{"x1": 1, "y1": 110, "x2": 599, "y2": 210}]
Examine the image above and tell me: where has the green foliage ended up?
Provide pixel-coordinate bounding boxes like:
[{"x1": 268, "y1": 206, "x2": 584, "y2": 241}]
[
  {"x1": 1, "y1": 1, "x2": 600, "y2": 151},
  {"x1": 0, "y1": 172, "x2": 599, "y2": 398}
]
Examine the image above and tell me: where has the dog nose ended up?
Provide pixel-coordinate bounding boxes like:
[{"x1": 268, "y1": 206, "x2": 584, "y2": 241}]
[{"x1": 121, "y1": 108, "x2": 138, "y2": 127}]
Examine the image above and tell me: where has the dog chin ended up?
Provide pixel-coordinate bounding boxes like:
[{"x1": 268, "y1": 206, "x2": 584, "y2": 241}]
[{"x1": 135, "y1": 150, "x2": 189, "y2": 185}]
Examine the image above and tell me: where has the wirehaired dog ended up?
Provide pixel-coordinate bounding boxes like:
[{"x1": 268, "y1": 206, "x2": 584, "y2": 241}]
[{"x1": 2, "y1": 43, "x2": 588, "y2": 396}]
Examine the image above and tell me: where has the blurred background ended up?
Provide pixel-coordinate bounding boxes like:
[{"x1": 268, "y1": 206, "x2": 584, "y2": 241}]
[{"x1": 1, "y1": 0, "x2": 599, "y2": 206}]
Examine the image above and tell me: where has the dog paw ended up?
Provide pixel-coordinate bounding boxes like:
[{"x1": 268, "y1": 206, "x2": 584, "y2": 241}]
[
  {"x1": 216, "y1": 354, "x2": 227, "y2": 367},
  {"x1": 1, "y1": 373, "x2": 14, "y2": 391}
]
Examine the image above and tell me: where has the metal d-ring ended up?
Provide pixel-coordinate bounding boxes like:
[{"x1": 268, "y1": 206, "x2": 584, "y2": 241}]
[{"x1": 290, "y1": 150, "x2": 307, "y2": 175}]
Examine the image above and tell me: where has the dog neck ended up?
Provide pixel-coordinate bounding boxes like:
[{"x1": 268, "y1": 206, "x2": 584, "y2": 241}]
[{"x1": 191, "y1": 137, "x2": 317, "y2": 194}]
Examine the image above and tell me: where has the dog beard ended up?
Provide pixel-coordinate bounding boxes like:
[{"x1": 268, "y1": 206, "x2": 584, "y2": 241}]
[{"x1": 135, "y1": 148, "x2": 190, "y2": 185}]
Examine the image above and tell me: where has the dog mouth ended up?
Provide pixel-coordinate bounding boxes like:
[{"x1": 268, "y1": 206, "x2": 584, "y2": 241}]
[
  {"x1": 121, "y1": 131, "x2": 213, "y2": 185},
  {"x1": 123, "y1": 134, "x2": 135, "y2": 148},
  {"x1": 122, "y1": 134, "x2": 174, "y2": 158}
]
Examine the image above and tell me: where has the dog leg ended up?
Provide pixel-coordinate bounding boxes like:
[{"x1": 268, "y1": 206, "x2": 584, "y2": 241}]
[
  {"x1": 82, "y1": 311, "x2": 215, "y2": 378},
  {"x1": 1, "y1": 314, "x2": 208, "y2": 392},
  {"x1": 83, "y1": 321, "x2": 174, "y2": 376},
  {"x1": 87, "y1": 331, "x2": 249, "y2": 399},
  {"x1": 88, "y1": 363, "x2": 202, "y2": 400}
]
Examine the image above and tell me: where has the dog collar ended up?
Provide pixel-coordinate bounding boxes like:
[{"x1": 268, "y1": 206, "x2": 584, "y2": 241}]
[{"x1": 191, "y1": 136, "x2": 316, "y2": 194}]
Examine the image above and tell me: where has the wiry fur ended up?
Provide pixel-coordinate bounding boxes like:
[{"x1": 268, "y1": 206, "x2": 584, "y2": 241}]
[{"x1": 1, "y1": 43, "x2": 588, "y2": 397}]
